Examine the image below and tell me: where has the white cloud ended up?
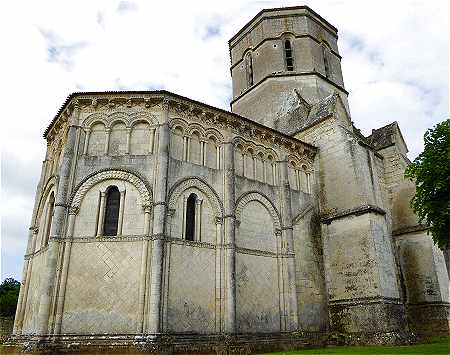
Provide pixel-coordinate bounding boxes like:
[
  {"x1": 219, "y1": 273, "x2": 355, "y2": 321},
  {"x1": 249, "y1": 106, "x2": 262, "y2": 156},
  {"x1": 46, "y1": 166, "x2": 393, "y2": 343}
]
[{"x1": 0, "y1": 0, "x2": 448, "y2": 280}]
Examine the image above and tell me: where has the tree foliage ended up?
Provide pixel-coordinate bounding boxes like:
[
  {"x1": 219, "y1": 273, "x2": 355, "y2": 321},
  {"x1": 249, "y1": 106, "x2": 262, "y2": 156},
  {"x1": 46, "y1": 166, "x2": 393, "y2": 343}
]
[
  {"x1": 0, "y1": 278, "x2": 20, "y2": 317},
  {"x1": 405, "y1": 119, "x2": 450, "y2": 249}
]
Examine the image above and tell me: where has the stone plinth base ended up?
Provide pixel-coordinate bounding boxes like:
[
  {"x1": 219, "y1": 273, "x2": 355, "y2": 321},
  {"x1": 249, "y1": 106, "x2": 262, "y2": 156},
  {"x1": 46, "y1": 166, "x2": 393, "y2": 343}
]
[
  {"x1": 4, "y1": 332, "x2": 326, "y2": 354},
  {"x1": 407, "y1": 303, "x2": 450, "y2": 339},
  {"x1": 328, "y1": 298, "x2": 411, "y2": 345}
]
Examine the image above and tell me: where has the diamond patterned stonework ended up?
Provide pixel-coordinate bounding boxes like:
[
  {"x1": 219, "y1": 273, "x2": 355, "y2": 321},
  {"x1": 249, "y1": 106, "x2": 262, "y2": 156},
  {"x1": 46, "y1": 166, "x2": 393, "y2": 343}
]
[
  {"x1": 61, "y1": 242, "x2": 142, "y2": 334},
  {"x1": 10, "y1": 5, "x2": 449, "y2": 353}
]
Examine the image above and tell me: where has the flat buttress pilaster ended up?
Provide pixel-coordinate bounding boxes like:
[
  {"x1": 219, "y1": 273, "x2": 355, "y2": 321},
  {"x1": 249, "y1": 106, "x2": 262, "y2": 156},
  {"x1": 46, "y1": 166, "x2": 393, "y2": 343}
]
[
  {"x1": 148, "y1": 99, "x2": 170, "y2": 333},
  {"x1": 278, "y1": 159, "x2": 299, "y2": 331},
  {"x1": 223, "y1": 142, "x2": 236, "y2": 333},
  {"x1": 36, "y1": 105, "x2": 80, "y2": 336}
]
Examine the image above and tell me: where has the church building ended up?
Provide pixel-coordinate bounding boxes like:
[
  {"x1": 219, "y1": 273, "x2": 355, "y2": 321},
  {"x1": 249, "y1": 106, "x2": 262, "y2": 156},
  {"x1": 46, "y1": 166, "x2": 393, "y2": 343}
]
[{"x1": 11, "y1": 5, "x2": 449, "y2": 353}]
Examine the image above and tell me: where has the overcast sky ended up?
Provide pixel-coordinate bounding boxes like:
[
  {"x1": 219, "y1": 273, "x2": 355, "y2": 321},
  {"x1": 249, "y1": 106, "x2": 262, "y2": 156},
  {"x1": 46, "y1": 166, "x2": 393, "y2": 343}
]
[{"x1": 1, "y1": 0, "x2": 448, "y2": 281}]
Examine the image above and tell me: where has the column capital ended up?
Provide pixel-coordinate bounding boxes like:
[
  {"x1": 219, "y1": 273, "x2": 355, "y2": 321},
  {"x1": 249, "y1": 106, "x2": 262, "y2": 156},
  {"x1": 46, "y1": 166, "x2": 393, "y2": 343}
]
[
  {"x1": 68, "y1": 206, "x2": 79, "y2": 215},
  {"x1": 195, "y1": 198, "x2": 203, "y2": 206},
  {"x1": 161, "y1": 98, "x2": 170, "y2": 109},
  {"x1": 69, "y1": 100, "x2": 81, "y2": 126},
  {"x1": 143, "y1": 204, "x2": 152, "y2": 213}
]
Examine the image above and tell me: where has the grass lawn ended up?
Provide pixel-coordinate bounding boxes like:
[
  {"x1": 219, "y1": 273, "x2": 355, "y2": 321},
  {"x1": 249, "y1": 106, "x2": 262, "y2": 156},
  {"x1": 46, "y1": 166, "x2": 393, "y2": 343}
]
[{"x1": 265, "y1": 337, "x2": 449, "y2": 355}]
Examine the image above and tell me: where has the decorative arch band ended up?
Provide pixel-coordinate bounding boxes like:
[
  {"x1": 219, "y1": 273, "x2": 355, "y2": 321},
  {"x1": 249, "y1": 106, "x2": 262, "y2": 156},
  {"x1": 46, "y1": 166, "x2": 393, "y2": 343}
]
[
  {"x1": 235, "y1": 191, "x2": 281, "y2": 229},
  {"x1": 69, "y1": 168, "x2": 152, "y2": 210},
  {"x1": 168, "y1": 177, "x2": 224, "y2": 218},
  {"x1": 83, "y1": 111, "x2": 158, "y2": 129}
]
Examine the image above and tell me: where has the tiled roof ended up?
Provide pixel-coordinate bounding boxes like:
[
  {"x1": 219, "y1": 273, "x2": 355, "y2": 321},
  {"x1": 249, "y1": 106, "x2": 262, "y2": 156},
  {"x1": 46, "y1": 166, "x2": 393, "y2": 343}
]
[
  {"x1": 274, "y1": 92, "x2": 339, "y2": 135},
  {"x1": 367, "y1": 122, "x2": 398, "y2": 150}
]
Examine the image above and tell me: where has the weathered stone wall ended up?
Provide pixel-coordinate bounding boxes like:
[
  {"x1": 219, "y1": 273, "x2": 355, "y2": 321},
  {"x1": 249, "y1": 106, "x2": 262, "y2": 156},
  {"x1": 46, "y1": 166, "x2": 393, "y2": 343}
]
[
  {"x1": 296, "y1": 113, "x2": 407, "y2": 335},
  {"x1": 293, "y1": 210, "x2": 328, "y2": 331},
  {"x1": 236, "y1": 253, "x2": 280, "y2": 333},
  {"x1": 395, "y1": 231, "x2": 450, "y2": 336},
  {"x1": 164, "y1": 244, "x2": 216, "y2": 333},
  {"x1": 297, "y1": 117, "x2": 365, "y2": 212},
  {"x1": 372, "y1": 125, "x2": 449, "y2": 335},
  {"x1": 235, "y1": 199, "x2": 281, "y2": 333},
  {"x1": 21, "y1": 251, "x2": 46, "y2": 334},
  {"x1": 376, "y1": 141, "x2": 415, "y2": 233},
  {"x1": 322, "y1": 214, "x2": 399, "y2": 301},
  {"x1": 61, "y1": 241, "x2": 142, "y2": 334}
]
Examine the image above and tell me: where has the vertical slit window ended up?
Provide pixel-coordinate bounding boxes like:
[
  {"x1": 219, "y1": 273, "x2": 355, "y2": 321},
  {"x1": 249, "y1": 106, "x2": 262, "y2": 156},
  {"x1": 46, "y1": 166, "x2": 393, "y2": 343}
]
[
  {"x1": 43, "y1": 193, "x2": 55, "y2": 247},
  {"x1": 103, "y1": 186, "x2": 120, "y2": 236},
  {"x1": 185, "y1": 193, "x2": 197, "y2": 241},
  {"x1": 245, "y1": 53, "x2": 254, "y2": 88},
  {"x1": 322, "y1": 45, "x2": 330, "y2": 78},
  {"x1": 284, "y1": 40, "x2": 294, "y2": 71}
]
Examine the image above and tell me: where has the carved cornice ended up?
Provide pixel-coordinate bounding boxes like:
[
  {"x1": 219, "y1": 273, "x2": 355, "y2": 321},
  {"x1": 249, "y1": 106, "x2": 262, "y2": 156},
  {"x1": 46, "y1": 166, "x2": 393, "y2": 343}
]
[
  {"x1": 82, "y1": 110, "x2": 159, "y2": 129},
  {"x1": 24, "y1": 245, "x2": 49, "y2": 260},
  {"x1": 292, "y1": 203, "x2": 314, "y2": 226},
  {"x1": 166, "y1": 237, "x2": 216, "y2": 250},
  {"x1": 45, "y1": 91, "x2": 317, "y2": 160},
  {"x1": 54, "y1": 235, "x2": 153, "y2": 243},
  {"x1": 320, "y1": 204, "x2": 386, "y2": 225},
  {"x1": 392, "y1": 224, "x2": 428, "y2": 236},
  {"x1": 328, "y1": 296, "x2": 402, "y2": 306}
]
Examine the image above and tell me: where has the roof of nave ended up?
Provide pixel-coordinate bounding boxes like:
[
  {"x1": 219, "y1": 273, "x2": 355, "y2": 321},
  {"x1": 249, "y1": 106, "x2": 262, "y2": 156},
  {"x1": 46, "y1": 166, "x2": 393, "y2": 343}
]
[
  {"x1": 367, "y1": 121, "x2": 408, "y2": 153},
  {"x1": 45, "y1": 89, "x2": 317, "y2": 153},
  {"x1": 274, "y1": 91, "x2": 344, "y2": 136}
]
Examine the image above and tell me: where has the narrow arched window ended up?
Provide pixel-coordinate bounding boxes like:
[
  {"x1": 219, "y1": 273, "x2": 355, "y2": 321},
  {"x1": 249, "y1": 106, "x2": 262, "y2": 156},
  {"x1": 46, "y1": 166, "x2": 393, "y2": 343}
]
[
  {"x1": 284, "y1": 39, "x2": 294, "y2": 71},
  {"x1": 245, "y1": 52, "x2": 254, "y2": 87},
  {"x1": 185, "y1": 193, "x2": 197, "y2": 241},
  {"x1": 103, "y1": 186, "x2": 120, "y2": 236},
  {"x1": 43, "y1": 192, "x2": 55, "y2": 247},
  {"x1": 322, "y1": 44, "x2": 330, "y2": 78}
]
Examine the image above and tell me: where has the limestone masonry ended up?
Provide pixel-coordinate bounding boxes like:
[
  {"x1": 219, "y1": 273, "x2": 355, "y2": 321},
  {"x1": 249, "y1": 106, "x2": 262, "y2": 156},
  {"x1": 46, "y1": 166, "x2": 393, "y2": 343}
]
[{"x1": 9, "y1": 5, "x2": 449, "y2": 353}]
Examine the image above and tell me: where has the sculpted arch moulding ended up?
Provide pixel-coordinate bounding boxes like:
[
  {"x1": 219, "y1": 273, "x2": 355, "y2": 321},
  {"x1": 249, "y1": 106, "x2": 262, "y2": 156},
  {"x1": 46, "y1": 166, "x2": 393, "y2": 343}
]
[
  {"x1": 167, "y1": 177, "x2": 224, "y2": 219},
  {"x1": 34, "y1": 176, "x2": 58, "y2": 226},
  {"x1": 169, "y1": 118, "x2": 224, "y2": 143},
  {"x1": 69, "y1": 168, "x2": 153, "y2": 212},
  {"x1": 82, "y1": 111, "x2": 158, "y2": 129},
  {"x1": 233, "y1": 136, "x2": 278, "y2": 161},
  {"x1": 235, "y1": 191, "x2": 282, "y2": 230}
]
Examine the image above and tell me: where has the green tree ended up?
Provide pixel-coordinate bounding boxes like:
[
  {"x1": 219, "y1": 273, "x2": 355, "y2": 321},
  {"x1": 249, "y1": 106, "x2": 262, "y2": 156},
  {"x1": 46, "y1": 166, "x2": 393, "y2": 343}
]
[
  {"x1": 405, "y1": 119, "x2": 450, "y2": 249},
  {"x1": 0, "y1": 278, "x2": 20, "y2": 317}
]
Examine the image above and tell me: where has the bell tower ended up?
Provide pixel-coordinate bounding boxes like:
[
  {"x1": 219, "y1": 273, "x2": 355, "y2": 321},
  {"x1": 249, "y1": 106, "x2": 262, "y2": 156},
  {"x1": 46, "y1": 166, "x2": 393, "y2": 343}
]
[{"x1": 229, "y1": 6, "x2": 349, "y2": 129}]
